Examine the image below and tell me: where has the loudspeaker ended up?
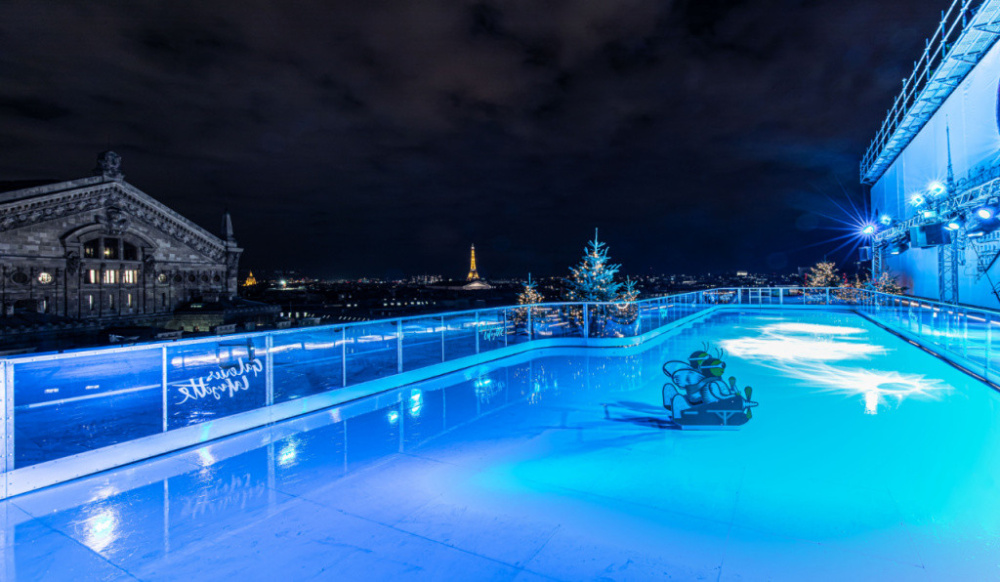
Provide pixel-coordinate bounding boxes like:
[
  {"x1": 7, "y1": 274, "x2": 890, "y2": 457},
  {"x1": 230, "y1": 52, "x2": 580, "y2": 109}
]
[
  {"x1": 859, "y1": 246, "x2": 873, "y2": 261},
  {"x1": 910, "y1": 224, "x2": 951, "y2": 248}
]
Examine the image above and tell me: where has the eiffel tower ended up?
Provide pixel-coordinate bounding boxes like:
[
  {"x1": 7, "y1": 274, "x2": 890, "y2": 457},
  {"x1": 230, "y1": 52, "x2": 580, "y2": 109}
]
[{"x1": 467, "y1": 244, "x2": 480, "y2": 281}]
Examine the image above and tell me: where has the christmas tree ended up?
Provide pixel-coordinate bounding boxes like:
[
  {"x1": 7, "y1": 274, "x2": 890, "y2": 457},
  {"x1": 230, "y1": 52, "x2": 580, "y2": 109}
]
[
  {"x1": 806, "y1": 261, "x2": 839, "y2": 287},
  {"x1": 564, "y1": 229, "x2": 624, "y2": 302},
  {"x1": 517, "y1": 274, "x2": 544, "y2": 305}
]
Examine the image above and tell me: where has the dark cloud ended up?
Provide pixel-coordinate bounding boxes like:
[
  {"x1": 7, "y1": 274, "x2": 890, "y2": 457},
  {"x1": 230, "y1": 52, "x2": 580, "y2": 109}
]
[{"x1": 0, "y1": 0, "x2": 948, "y2": 277}]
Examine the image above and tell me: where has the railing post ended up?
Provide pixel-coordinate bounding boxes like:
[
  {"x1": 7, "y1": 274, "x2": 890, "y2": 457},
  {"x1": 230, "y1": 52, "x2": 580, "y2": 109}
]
[
  {"x1": 1, "y1": 360, "x2": 11, "y2": 482},
  {"x1": 780, "y1": 288, "x2": 784, "y2": 305},
  {"x1": 527, "y1": 306, "x2": 533, "y2": 341},
  {"x1": 397, "y1": 319, "x2": 403, "y2": 373},
  {"x1": 504, "y1": 309, "x2": 509, "y2": 347},
  {"x1": 826, "y1": 288, "x2": 831, "y2": 305},
  {"x1": 440, "y1": 315, "x2": 446, "y2": 362},
  {"x1": 161, "y1": 346, "x2": 168, "y2": 432},
  {"x1": 265, "y1": 334, "x2": 274, "y2": 406},
  {"x1": 583, "y1": 304, "x2": 590, "y2": 338},
  {"x1": 342, "y1": 327, "x2": 347, "y2": 387},
  {"x1": 474, "y1": 312, "x2": 480, "y2": 354},
  {"x1": 986, "y1": 315, "x2": 992, "y2": 377}
]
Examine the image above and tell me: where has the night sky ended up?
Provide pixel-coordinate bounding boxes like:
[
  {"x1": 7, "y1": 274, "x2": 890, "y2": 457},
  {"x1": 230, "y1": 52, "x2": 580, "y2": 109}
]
[{"x1": 0, "y1": 1, "x2": 950, "y2": 279}]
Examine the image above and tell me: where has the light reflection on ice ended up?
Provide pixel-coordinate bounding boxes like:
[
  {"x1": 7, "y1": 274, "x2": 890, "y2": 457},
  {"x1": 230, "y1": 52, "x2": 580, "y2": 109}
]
[{"x1": 720, "y1": 321, "x2": 951, "y2": 413}]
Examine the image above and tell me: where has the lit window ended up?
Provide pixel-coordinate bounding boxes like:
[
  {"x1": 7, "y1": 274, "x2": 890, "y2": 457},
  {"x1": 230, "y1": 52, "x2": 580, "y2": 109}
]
[
  {"x1": 37, "y1": 272, "x2": 53, "y2": 284},
  {"x1": 103, "y1": 270, "x2": 118, "y2": 285},
  {"x1": 88, "y1": 295, "x2": 94, "y2": 311},
  {"x1": 103, "y1": 238, "x2": 119, "y2": 259},
  {"x1": 123, "y1": 270, "x2": 138, "y2": 284},
  {"x1": 127, "y1": 293, "x2": 133, "y2": 308},
  {"x1": 86, "y1": 269, "x2": 99, "y2": 284},
  {"x1": 83, "y1": 239, "x2": 99, "y2": 258}
]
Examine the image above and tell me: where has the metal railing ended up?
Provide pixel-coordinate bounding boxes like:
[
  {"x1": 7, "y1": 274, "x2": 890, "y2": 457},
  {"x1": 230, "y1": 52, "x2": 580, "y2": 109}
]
[
  {"x1": 2, "y1": 285, "x2": 993, "y2": 498},
  {"x1": 860, "y1": 0, "x2": 992, "y2": 182}
]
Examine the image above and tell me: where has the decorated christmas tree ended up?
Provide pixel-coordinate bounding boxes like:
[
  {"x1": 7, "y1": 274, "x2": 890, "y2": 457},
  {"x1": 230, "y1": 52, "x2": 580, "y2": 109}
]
[
  {"x1": 517, "y1": 274, "x2": 544, "y2": 305},
  {"x1": 563, "y1": 229, "x2": 624, "y2": 302},
  {"x1": 806, "y1": 261, "x2": 839, "y2": 287}
]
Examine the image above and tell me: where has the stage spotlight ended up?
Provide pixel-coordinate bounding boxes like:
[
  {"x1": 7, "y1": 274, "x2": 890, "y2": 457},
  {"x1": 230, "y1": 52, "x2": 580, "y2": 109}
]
[
  {"x1": 921, "y1": 209, "x2": 937, "y2": 219},
  {"x1": 887, "y1": 233, "x2": 910, "y2": 255},
  {"x1": 945, "y1": 216, "x2": 963, "y2": 231},
  {"x1": 928, "y1": 181, "x2": 946, "y2": 197},
  {"x1": 861, "y1": 224, "x2": 876, "y2": 236},
  {"x1": 967, "y1": 215, "x2": 999, "y2": 238},
  {"x1": 879, "y1": 214, "x2": 893, "y2": 226},
  {"x1": 911, "y1": 193, "x2": 925, "y2": 206},
  {"x1": 977, "y1": 206, "x2": 996, "y2": 220}
]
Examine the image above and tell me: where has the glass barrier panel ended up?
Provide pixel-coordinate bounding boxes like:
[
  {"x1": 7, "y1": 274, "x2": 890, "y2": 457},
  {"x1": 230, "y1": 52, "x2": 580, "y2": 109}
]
[
  {"x1": 477, "y1": 309, "x2": 508, "y2": 354},
  {"x1": 966, "y1": 311, "x2": 989, "y2": 370},
  {"x1": 345, "y1": 322, "x2": 399, "y2": 385},
  {"x1": 703, "y1": 289, "x2": 737, "y2": 305},
  {"x1": 272, "y1": 327, "x2": 344, "y2": 404},
  {"x1": 507, "y1": 307, "x2": 531, "y2": 345},
  {"x1": 783, "y1": 288, "x2": 804, "y2": 305},
  {"x1": 443, "y1": 313, "x2": 478, "y2": 361},
  {"x1": 13, "y1": 348, "x2": 163, "y2": 467},
  {"x1": 401, "y1": 317, "x2": 443, "y2": 371},
  {"x1": 638, "y1": 302, "x2": 657, "y2": 334},
  {"x1": 989, "y1": 318, "x2": 1000, "y2": 376},
  {"x1": 530, "y1": 305, "x2": 582, "y2": 339},
  {"x1": 166, "y1": 337, "x2": 268, "y2": 430}
]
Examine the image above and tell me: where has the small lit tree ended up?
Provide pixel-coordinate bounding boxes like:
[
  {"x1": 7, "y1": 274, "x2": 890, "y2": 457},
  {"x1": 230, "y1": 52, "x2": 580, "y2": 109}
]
[
  {"x1": 564, "y1": 229, "x2": 623, "y2": 302},
  {"x1": 517, "y1": 274, "x2": 544, "y2": 305},
  {"x1": 868, "y1": 271, "x2": 906, "y2": 295},
  {"x1": 807, "y1": 261, "x2": 840, "y2": 287}
]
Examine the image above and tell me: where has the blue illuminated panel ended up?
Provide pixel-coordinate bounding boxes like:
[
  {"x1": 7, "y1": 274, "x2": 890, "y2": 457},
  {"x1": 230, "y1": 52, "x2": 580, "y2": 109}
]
[{"x1": 272, "y1": 328, "x2": 344, "y2": 403}]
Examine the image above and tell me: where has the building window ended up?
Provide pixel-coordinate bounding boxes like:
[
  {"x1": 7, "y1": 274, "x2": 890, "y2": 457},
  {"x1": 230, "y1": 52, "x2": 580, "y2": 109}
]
[
  {"x1": 86, "y1": 269, "x2": 99, "y2": 284},
  {"x1": 37, "y1": 272, "x2": 53, "y2": 285},
  {"x1": 83, "y1": 239, "x2": 99, "y2": 258},
  {"x1": 127, "y1": 293, "x2": 133, "y2": 308},
  {"x1": 188, "y1": 274, "x2": 196, "y2": 282},
  {"x1": 108, "y1": 293, "x2": 114, "y2": 309},
  {"x1": 11, "y1": 272, "x2": 28, "y2": 285},
  {"x1": 88, "y1": 295, "x2": 94, "y2": 311},
  {"x1": 103, "y1": 270, "x2": 119, "y2": 285},
  {"x1": 123, "y1": 269, "x2": 138, "y2": 284},
  {"x1": 123, "y1": 242, "x2": 138, "y2": 261},
  {"x1": 157, "y1": 273, "x2": 168, "y2": 284},
  {"x1": 42, "y1": 297, "x2": 49, "y2": 313},
  {"x1": 161, "y1": 293, "x2": 167, "y2": 308},
  {"x1": 102, "y1": 238, "x2": 120, "y2": 259}
]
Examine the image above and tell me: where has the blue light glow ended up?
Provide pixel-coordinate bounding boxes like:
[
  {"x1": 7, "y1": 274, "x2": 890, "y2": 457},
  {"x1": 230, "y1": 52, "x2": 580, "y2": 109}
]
[
  {"x1": 910, "y1": 193, "x2": 925, "y2": 206},
  {"x1": 860, "y1": 224, "x2": 876, "y2": 236},
  {"x1": 977, "y1": 207, "x2": 994, "y2": 220},
  {"x1": 879, "y1": 214, "x2": 893, "y2": 226},
  {"x1": 928, "y1": 181, "x2": 946, "y2": 196}
]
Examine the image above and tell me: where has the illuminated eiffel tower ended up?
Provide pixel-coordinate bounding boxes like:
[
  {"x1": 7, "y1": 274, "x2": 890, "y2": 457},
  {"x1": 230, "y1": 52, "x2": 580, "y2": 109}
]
[{"x1": 466, "y1": 244, "x2": 480, "y2": 281}]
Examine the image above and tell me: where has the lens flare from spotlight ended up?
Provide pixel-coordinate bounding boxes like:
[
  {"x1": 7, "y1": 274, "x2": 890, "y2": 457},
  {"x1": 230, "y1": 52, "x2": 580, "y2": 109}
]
[{"x1": 861, "y1": 224, "x2": 876, "y2": 236}]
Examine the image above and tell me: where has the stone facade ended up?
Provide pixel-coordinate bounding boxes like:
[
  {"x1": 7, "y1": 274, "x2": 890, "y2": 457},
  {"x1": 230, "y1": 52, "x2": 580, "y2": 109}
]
[{"x1": 0, "y1": 152, "x2": 242, "y2": 323}]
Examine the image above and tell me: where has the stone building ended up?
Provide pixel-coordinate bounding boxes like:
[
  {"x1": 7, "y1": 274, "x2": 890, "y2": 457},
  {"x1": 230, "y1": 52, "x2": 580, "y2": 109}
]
[{"x1": 0, "y1": 151, "x2": 242, "y2": 324}]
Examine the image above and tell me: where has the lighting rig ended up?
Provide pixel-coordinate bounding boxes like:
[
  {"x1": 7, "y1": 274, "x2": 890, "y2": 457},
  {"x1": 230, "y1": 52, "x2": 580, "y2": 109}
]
[{"x1": 866, "y1": 175, "x2": 1000, "y2": 303}]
